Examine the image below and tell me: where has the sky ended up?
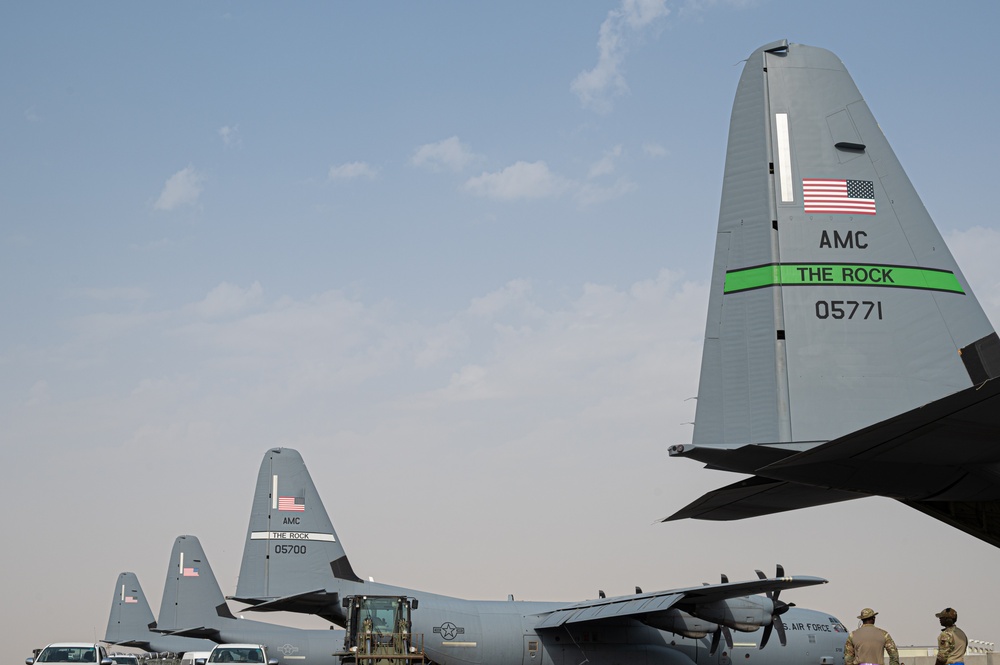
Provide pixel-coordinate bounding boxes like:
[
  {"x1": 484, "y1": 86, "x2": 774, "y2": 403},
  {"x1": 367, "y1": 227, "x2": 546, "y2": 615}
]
[{"x1": 3, "y1": 0, "x2": 1000, "y2": 661}]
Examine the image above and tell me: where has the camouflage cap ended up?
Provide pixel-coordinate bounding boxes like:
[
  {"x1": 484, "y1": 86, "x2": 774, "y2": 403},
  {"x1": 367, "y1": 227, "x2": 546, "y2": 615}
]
[
  {"x1": 935, "y1": 608, "x2": 958, "y2": 621},
  {"x1": 858, "y1": 608, "x2": 878, "y2": 620}
]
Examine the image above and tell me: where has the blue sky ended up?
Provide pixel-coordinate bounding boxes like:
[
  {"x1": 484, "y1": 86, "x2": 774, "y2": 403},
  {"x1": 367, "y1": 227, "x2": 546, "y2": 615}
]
[{"x1": 4, "y1": 0, "x2": 1000, "y2": 660}]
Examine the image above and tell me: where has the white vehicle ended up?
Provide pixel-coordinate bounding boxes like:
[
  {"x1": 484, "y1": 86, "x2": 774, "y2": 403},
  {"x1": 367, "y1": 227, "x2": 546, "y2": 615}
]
[
  {"x1": 28, "y1": 643, "x2": 111, "y2": 665},
  {"x1": 179, "y1": 652, "x2": 211, "y2": 665},
  {"x1": 196, "y1": 645, "x2": 276, "y2": 665},
  {"x1": 108, "y1": 654, "x2": 140, "y2": 665}
]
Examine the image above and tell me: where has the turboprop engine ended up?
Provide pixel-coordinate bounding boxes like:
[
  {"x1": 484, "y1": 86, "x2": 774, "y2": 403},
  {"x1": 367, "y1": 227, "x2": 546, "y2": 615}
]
[
  {"x1": 640, "y1": 608, "x2": 719, "y2": 639},
  {"x1": 686, "y1": 566, "x2": 798, "y2": 655},
  {"x1": 688, "y1": 596, "x2": 775, "y2": 632}
]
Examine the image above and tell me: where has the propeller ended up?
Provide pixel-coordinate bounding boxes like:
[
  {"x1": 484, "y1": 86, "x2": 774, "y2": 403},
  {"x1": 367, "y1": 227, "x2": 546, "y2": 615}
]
[
  {"x1": 756, "y1": 565, "x2": 792, "y2": 649},
  {"x1": 709, "y1": 573, "x2": 734, "y2": 656}
]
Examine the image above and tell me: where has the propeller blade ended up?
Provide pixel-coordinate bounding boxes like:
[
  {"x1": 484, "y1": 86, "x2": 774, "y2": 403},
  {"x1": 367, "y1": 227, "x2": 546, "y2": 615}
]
[
  {"x1": 723, "y1": 626, "x2": 733, "y2": 650},
  {"x1": 775, "y1": 616, "x2": 787, "y2": 647},
  {"x1": 772, "y1": 564, "x2": 785, "y2": 603},
  {"x1": 710, "y1": 628, "x2": 722, "y2": 656},
  {"x1": 760, "y1": 622, "x2": 773, "y2": 650}
]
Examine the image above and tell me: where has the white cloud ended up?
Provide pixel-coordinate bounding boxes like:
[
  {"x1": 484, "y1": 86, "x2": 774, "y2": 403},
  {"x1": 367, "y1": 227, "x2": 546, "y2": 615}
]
[
  {"x1": 465, "y1": 157, "x2": 636, "y2": 207},
  {"x1": 643, "y1": 142, "x2": 667, "y2": 157},
  {"x1": 218, "y1": 124, "x2": 241, "y2": 147},
  {"x1": 196, "y1": 281, "x2": 264, "y2": 319},
  {"x1": 468, "y1": 279, "x2": 539, "y2": 318},
  {"x1": 412, "y1": 136, "x2": 478, "y2": 172},
  {"x1": 464, "y1": 161, "x2": 571, "y2": 201},
  {"x1": 414, "y1": 321, "x2": 470, "y2": 369},
  {"x1": 423, "y1": 269, "x2": 705, "y2": 408},
  {"x1": 572, "y1": 0, "x2": 670, "y2": 113},
  {"x1": 328, "y1": 161, "x2": 377, "y2": 180},
  {"x1": 575, "y1": 178, "x2": 638, "y2": 206},
  {"x1": 588, "y1": 145, "x2": 624, "y2": 178},
  {"x1": 154, "y1": 166, "x2": 204, "y2": 211}
]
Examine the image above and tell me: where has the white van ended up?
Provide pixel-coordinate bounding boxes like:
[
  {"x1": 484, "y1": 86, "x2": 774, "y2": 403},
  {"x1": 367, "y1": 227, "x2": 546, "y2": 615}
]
[{"x1": 180, "y1": 653, "x2": 211, "y2": 665}]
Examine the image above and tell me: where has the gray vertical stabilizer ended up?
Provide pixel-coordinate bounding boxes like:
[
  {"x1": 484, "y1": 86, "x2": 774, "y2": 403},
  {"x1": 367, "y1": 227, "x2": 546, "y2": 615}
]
[
  {"x1": 235, "y1": 448, "x2": 360, "y2": 604},
  {"x1": 692, "y1": 41, "x2": 996, "y2": 451},
  {"x1": 105, "y1": 572, "x2": 158, "y2": 644},
  {"x1": 157, "y1": 535, "x2": 234, "y2": 631}
]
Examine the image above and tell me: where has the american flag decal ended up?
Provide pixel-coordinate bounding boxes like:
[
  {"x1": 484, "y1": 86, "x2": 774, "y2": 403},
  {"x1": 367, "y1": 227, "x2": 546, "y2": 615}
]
[
  {"x1": 803, "y1": 178, "x2": 876, "y2": 215},
  {"x1": 278, "y1": 496, "x2": 305, "y2": 512}
]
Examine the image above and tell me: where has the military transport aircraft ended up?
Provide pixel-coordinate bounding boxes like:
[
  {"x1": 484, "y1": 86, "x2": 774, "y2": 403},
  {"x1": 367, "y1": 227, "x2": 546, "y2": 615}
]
[
  {"x1": 663, "y1": 40, "x2": 1000, "y2": 548},
  {"x1": 227, "y1": 447, "x2": 846, "y2": 665},
  {"x1": 105, "y1": 536, "x2": 344, "y2": 664}
]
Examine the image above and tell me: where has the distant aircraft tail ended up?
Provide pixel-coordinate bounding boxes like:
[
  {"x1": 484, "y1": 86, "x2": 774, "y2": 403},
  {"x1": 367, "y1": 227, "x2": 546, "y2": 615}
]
[
  {"x1": 156, "y1": 535, "x2": 233, "y2": 634},
  {"x1": 234, "y1": 448, "x2": 361, "y2": 607},
  {"x1": 105, "y1": 572, "x2": 158, "y2": 648},
  {"x1": 667, "y1": 40, "x2": 1000, "y2": 545}
]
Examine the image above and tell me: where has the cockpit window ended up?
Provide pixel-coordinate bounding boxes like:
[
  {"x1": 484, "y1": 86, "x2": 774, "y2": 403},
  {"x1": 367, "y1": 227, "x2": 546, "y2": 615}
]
[{"x1": 828, "y1": 617, "x2": 847, "y2": 633}]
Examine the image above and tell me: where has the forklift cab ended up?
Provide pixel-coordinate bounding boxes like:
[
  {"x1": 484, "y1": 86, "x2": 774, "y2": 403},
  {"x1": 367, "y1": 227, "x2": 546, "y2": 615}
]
[{"x1": 341, "y1": 595, "x2": 423, "y2": 663}]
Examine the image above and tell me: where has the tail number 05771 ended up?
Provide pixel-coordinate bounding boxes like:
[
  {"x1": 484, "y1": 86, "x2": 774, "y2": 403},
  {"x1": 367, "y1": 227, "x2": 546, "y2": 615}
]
[{"x1": 815, "y1": 300, "x2": 883, "y2": 320}]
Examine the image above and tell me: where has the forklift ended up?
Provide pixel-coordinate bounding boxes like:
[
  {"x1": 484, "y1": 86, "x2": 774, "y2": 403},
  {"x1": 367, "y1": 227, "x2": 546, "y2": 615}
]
[{"x1": 337, "y1": 595, "x2": 426, "y2": 665}]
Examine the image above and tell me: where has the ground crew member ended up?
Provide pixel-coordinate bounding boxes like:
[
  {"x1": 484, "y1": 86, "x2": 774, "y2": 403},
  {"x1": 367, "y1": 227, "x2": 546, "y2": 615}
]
[
  {"x1": 844, "y1": 608, "x2": 899, "y2": 665},
  {"x1": 934, "y1": 608, "x2": 968, "y2": 665}
]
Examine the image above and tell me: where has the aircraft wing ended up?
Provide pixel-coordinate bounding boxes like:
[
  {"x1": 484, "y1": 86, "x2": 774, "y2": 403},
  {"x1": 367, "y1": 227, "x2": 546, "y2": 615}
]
[
  {"x1": 532, "y1": 575, "x2": 826, "y2": 629},
  {"x1": 229, "y1": 589, "x2": 341, "y2": 625},
  {"x1": 662, "y1": 475, "x2": 866, "y2": 522}
]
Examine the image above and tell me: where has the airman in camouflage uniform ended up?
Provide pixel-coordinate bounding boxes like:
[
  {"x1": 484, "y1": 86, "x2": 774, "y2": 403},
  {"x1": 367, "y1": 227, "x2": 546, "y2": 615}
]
[
  {"x1": 934, "y1": 608, "x2": 968, "y2": 665},
  {"x1": 844, "y1": 608, "x2": 899, "y2": 665}
]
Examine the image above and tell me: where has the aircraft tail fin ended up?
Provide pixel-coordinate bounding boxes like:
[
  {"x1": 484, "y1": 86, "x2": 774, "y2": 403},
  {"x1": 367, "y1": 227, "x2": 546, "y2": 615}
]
[
  {"x1": 156, "y1": 535, "x2": 234, "y2": 632},
  {"x1": 235, "y1": 448, "x2": 360, "y2": 603},
  {"x1": 670, "y1": 41, "x2": 1000, "y2": 543},
  {"x1": 105, "y1": 572, "x2": 158, "y2": 647},
  {"x1": 688, "y1": 39, "x2": 997, "y2": 455}
]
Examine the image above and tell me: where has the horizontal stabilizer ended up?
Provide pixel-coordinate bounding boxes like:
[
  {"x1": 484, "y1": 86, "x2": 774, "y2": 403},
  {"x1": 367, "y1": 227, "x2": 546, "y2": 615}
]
[
  {"x1": 662, "y1": 476, "x2": 865, "y2": 521},
  {"x1": 105, "y1": 639, "x2": 153, "y2": 651},
  {"x1": 904, "y1": 500, "x2": 1000, "y2": 549},
  {"x1": 229, "y1": 589, "x2": 341, "y2": 625},
  {"x1": 152, "y1": 627, "x2": 221, "y2": 642},
  {"x1": 757, "y1": 377, "x2": 1000, "y2": 501},
  {"x1": 669, "y1": 442, "x2": 812, "y2": 474}
]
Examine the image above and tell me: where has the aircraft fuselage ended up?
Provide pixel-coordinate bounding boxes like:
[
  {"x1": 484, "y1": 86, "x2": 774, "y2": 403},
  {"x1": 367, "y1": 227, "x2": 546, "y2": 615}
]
[{"x1": 312, "y1": 580, "x2": 844, "y2": 665}]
